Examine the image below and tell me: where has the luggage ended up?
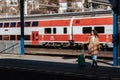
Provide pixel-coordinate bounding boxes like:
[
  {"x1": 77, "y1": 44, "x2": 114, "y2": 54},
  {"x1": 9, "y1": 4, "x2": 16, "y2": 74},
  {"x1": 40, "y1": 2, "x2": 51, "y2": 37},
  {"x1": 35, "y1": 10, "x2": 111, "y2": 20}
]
[
  {"x1": 78, "y1": 54, "x2": 85, "y2": 67},
  {"x1": 78, "y1": 44, "x2": 85, "y2": 67}
]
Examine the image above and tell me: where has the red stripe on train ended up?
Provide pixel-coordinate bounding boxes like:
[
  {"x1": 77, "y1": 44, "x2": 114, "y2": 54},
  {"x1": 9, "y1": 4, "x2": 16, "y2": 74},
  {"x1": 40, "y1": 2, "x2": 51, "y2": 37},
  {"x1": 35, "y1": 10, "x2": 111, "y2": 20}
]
[
  {"x1": 29, "y1": 34, "x2": 112, "y2": 43},
  {"x1": 39, "y1": 20, "x2": 71, "y2": 26},
  {"x1": 73, "y1": 34, "x2": 89, "y2": 42},
  {"x1": 73, "y1": 34, "x2": 112, "y2": 43},
  {"x1": 73, "y1": 17, "x2": 113, "y2": 26},
  {"x1": 30, "y1": 35, "x2": 70, "y2": 42}
]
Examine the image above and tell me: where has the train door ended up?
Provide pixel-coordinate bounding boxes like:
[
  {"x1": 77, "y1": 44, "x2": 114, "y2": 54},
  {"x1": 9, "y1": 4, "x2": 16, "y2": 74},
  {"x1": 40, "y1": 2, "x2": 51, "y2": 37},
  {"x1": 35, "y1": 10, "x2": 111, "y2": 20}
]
[{"x1": 32, "y1": 31, "x2": 39, "y2": 45}]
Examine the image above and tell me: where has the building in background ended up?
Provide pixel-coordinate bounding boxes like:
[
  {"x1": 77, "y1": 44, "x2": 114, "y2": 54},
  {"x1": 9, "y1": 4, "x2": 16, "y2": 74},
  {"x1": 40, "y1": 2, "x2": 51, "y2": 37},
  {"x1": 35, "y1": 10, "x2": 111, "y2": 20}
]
[
  {"x1": 59, "y1": 0, "x2": 111, "y2": 13},
  {"x1": 0, "y1": 0, "x2": 111, "y2": 17}
]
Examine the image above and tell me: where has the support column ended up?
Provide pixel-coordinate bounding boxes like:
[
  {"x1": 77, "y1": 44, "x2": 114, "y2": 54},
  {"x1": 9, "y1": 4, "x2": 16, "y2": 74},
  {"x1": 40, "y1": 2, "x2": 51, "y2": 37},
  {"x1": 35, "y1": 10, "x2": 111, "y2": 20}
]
[
  {"x1": 113, "y1": 13, "x2": 118, "y2": 66},
  {"x1": 20, "y1": 0, "x2": 24, "y2": 55},
  {"x1": 117, "y1": 0, "x2": 120, "y2": 66},
  {"x1": 112, "y1": 0, "x2": 119, "y2": 66}
]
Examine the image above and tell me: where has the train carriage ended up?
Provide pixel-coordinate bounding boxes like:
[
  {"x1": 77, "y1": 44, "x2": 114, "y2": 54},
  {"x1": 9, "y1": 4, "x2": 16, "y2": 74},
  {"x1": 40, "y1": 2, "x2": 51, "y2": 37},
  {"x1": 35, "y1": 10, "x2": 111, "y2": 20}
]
[
  {"x1": 0, "y1": 12, "x2": 113, "y2": 49},
  {"x1": 72, "y1": 16, "x2": 113, "y2": 48}
]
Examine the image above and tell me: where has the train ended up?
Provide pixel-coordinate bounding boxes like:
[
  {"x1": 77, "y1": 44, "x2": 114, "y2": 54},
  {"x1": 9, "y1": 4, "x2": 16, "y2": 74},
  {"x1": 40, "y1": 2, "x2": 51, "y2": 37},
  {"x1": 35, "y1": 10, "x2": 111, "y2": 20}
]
[{"x1": 0, "y1": 11, "x2": 113, "y2": 49}]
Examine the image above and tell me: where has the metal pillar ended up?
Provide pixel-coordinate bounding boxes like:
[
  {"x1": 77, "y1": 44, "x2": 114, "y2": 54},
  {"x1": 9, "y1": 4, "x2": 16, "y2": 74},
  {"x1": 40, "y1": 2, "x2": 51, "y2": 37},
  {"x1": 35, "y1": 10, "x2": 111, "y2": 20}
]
[
  {"x1": 118, "y1": 0, "x2": 120, "y2": 66},
  {"x1": 113, "y1": 13, "x2": 118, "y2": 66},
  {"x1": 20, "y1": 0, "x2": 24, "y2": 55},
  {"x1": 113, "y1": 0, "x2": 119, "y2": 66}
]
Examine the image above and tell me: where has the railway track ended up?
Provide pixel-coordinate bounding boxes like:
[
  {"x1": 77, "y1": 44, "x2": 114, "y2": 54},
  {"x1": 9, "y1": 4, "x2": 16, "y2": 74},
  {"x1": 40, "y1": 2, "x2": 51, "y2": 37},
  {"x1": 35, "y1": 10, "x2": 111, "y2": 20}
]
[{"x1": 25, "y1": 48, "x2": 113, "y2": 59}]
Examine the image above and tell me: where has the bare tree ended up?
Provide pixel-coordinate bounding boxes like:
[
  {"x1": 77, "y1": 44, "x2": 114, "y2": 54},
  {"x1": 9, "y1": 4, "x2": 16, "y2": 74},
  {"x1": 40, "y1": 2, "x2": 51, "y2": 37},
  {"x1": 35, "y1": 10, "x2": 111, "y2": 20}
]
[{"x1": 47, "y1": 0, "x2": 59, "y2": 13}]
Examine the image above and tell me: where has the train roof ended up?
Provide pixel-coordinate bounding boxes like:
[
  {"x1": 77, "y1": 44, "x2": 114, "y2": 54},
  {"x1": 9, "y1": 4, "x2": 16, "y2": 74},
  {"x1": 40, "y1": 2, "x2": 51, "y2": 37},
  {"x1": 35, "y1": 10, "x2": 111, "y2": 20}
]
[{"x1": 0, "y1": 10, "x2": 112, "y2": 22}]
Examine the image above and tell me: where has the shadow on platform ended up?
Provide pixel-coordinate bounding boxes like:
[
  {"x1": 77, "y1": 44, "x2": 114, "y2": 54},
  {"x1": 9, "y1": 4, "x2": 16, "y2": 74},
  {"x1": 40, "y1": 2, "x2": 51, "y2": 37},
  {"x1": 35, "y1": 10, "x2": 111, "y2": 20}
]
[{"x1": 0, "y1": 58, "x2": 119, "y2": 80}]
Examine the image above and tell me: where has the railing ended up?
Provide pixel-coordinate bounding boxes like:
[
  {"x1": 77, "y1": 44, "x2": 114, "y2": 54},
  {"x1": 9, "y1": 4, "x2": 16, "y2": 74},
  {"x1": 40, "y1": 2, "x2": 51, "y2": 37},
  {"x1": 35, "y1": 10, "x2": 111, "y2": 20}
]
[{"x1": 0, "y1": 43, "x2": 19, "y2": 53}]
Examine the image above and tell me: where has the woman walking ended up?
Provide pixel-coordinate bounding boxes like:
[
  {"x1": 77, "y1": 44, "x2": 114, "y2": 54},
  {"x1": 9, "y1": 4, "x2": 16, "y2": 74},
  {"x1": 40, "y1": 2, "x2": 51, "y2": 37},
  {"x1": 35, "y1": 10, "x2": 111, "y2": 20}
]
[{"x1": 88, "y1": 30, "x2": 100, "y2": 67}]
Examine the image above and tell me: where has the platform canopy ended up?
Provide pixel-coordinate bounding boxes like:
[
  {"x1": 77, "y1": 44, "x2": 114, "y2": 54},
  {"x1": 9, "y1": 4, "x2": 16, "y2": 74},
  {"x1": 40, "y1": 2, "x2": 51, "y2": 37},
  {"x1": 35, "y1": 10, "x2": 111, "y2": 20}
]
[
  {"x1": 92, "y1": 0, "x2": 113, "y2": 4},
  {"x1": 92, "y1": 0, "x2": 114, "y2": 7}
]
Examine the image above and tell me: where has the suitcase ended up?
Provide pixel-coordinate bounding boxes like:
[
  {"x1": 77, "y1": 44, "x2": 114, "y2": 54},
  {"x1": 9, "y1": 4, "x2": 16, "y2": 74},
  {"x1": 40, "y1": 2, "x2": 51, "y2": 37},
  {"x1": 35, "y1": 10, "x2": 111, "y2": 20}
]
[
  {"x1": 78, "y1": 54, "x2": 85, "y2": 66},
  {"x1": 78, "y1": 44, "x2": 85, "y2": 67}
]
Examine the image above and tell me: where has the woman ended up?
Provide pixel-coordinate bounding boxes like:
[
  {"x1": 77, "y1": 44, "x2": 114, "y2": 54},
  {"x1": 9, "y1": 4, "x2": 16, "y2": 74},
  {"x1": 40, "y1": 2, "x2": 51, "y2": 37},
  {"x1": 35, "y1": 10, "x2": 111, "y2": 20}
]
[{"x1": 88, "y1": 30, "x2": 100, "y2": 67}]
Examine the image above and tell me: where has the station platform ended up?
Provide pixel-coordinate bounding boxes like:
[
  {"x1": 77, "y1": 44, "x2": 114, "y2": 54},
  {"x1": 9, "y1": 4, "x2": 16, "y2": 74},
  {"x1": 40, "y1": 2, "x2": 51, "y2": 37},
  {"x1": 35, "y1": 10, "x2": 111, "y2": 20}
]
[{"x1": 0, "y1": 54, "x2": 119, "y2": 79}]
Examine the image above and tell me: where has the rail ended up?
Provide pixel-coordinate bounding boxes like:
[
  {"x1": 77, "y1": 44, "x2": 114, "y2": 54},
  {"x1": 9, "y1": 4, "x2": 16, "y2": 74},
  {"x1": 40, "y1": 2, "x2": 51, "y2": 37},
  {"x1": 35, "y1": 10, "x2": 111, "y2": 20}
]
[{"x1": 0, "y1": 43, "x2": 19, "y2": 54}]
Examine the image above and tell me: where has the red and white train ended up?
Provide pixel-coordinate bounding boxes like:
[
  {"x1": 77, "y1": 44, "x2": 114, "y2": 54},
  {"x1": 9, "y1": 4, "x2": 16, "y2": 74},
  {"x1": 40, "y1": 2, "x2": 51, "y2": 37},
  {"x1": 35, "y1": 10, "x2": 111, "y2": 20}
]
[{"x1": 0, "y1": 13, "x2": 113, "y2": 49}]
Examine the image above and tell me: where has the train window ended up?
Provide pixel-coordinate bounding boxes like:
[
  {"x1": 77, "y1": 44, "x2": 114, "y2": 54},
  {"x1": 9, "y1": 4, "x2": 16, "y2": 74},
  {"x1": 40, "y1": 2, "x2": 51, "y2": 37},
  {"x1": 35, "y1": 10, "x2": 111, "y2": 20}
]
[
  {"x1": 53, "y1": 28, "x2": 56, "y2": 34},
  {"x1": 64, "y1": 28, "x2": 67, "y2": 34},
  {"x1": 4, "y1": 23, "x2": 9, "y2": 27},
  {"x1": 24, "y1": 35, "x2": 30, "y2": 40},
  {"x1": 45, "y1": 28, "x2": 51, "y2": 34},
  {"x1": 4, "y1": 35, "x2": 9, "y2": 40},
  {"x1": 5, "y1": 29, "x2": 8, "y2": 31},
  {"x1": 17, "y1": 35, "x2": 21, "y2": 40},
  {"x1": 32, "y1": 21, "x2": 38, "y2": 27},
  {"x1": 94, "y1": 27, "x2": 104, "y2": 33},
  {"x1": 11, "y1": 22, "x2": 16, "y2": 27},
  {"x1": 18, "y1": 22, "x2": 21, "y2": 27},
  {"x1": 25, "y1": 22, "x2": 30, "y2": 27},
  {"x1": 83, "y1": 27, "x2": 92, "y2": 33},
  {"x1": 0, "y1": 23, "x2": 3, "y2": 27},
  {"x1": 0, "y1": 35, "x2": 2, "y2": 40},
  {"x1": 10, "y1": 35, "x2": 15, "y2": 40}
]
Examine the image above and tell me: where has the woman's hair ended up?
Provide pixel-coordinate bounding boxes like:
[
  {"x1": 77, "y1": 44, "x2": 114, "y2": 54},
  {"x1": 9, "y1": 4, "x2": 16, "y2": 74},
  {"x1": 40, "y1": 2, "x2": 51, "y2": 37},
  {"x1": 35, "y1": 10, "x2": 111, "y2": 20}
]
[{"x1": 90, "y1": 30, "x2": 98, "y2": 37}]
